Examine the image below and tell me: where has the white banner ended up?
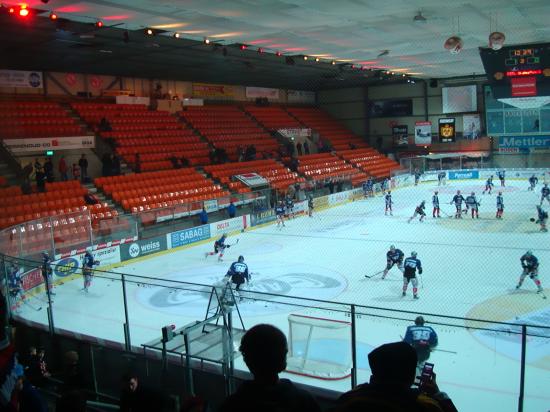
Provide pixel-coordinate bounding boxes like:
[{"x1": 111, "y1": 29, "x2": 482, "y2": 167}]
[
  {"x1": 204, "y1": 199, "x2": 219, "y2": 213},
  {"x1": 287, "y1": 90, "x2": 316, "y2": 104},
  {"x1": 115, "y1": 95, "x2": 150, "y2": 105},
  {"x1": 414, "y1": 121, "x2": 432, "y2": 145},
  {"x1": 210, "y1": 215, "x2": 249, "y2": 237},
  {"x1": 235, "y1": 173, "x2": 269, "y2": 187},
  {"x1": 246, "y1": 87, "x2": 280, "y2": 99},
  {"x1": 182, "y1": 98, "x2": 204, "y2": 106},
  {"x1": 293, "y1": 200, "x2": 309, "y2": 215},
  {"x1": 463, "y1": 114, "x2": 481, "y2": 140},
  {"x1": 4, "y1": 136, "x2": 95, "y2": 152},
  {"x1": 328, "y1": 190, "x2": 352, "y2": 206},
  {"x1": 278, "y1": 128, "x2": 312, "y2": 139},
  {"x1": 0, "y1": 70, "x2": 43, "y2": 88}
]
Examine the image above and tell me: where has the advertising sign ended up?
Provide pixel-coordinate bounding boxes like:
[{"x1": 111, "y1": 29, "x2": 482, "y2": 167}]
[
  {"x1": 448, "y1": 170, "x2": 479, "y2": 180},
  {"x1": 203, "y1": 199, "x2": 218, "y2": 213},
  {"x1": 170, "y1": 225, "x2": 210, "y2": 249},
  {"x1": 511, "y1": 76, "x2": 537, "y2": 97},
  {"x1": 0, "y1": 70, "x2": 43, "y2": 88},
  {"x1": 246, "y1": 87, "x2": 280, "y2": 99},
  {"x1": 287, "y1": 90, "x2": 315, "y2": 103},
  {"x1": 499, "y1": 136, "x2": 550, "y2": 149},
  {"x1": 52, "y1": 246, "x2": 121, "y2": 276},
  {"x1": 234, "y1": 173, "x2": 269, "y2": 188},
  {"x1": 392, "y1": 125, "x2": 409, "y2": 146},
  {"x1": 414, "y1": 121, "x2": 432, "y2": 145},
  {"x1": 278, "y1": 128, "x2": 312, "y2": 139},
  {"x1": 210, "y1": 216, "x2": 248, "y2": 237},
  {"x1": 438, "y1": 118, "x2": 456, "y2": 143},
  {"x1": 4, "y1": 136, "x2": 95, "y2": 153},
  {"x1": 21, "y1": 268, "x2": 43, "y2": 292},
  {"x1": 120, "y1": 236, "x2": 167, "y2": 261},
  {"x1": 463, "y1": 114, "x2": 481, "y2": 140},
  {"x1": 369, "y1": 100, "x2": 413, "y2": 117},
  {"x1": 192, "y1": 83, "x2": 234, "y2": 97},
  {"x1": 251, "y1": 209, "x2": 276, "y2": 226}
]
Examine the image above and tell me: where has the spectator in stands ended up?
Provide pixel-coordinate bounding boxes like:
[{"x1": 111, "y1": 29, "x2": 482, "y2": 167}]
[
  {"x1": 56, "y1": 350, "x2": 87, "y2": 412},
  {"x1": 327, "y1": 178, "x2": 335, "y2": 194},
  {"x1": 26, "y1": 346, "x2": 51, "y2": 387},
  {"x1": 199, "y1": 208, "x2": 208, "y2": 225},
  {"x1": 209, "y1": 145, "x2": 218, "y2": 164},
  {"x1": 228, "y1": 201, "x2": 236, "y2": 218},
  {"x1": 296, "y1": 142, "x2": 303, "y2": 156},
  {"x1": 99, "y1": 117, "x2": 112, "y2": 132},
  {"x1": 349, "y1": 142, "x2": 357, "y2": 150},
  {"x1": 289, "y1": 157, "x2": 299, "y2": 172},
  {"x1": 78, "y1": 154, "x2": 88, "y2": 182},
  {"x1": 102, "y1": 153, "x2": 112, "y2": 177},
  {"x1": 58, "y1": 155, "x2": 68, "y2": 181},
  {"x1": 112, "y1": 154, "x2": 121, "y2": 176},
  {"x1": 220, "y1": 324, "x2": 321, "y2": 412},
  {"x1": 120, "y1": 373, "x2": 164, "y2": 412},
  {"x1": 333, "y1": 341, "x2": 456, "y2": 412},
  {"x1": 72, "y1": 163, "x2": 80, "y2": 181},
  {"x1": 35, "y1": 168, "x2": 46, "y2": 192},
  {"x1": 237, "y1": 145, "x2": 244, "y2": 162},
  {"x1": 168, "y1": 155, "x2": 179, "y2": 169},
  {"x1": 286, "y1": 141, "x2": 294, "y2": 157},
  {"x1": 135, "y1": 153, "x2": 141, "y2": 173},
  {"x1": 43, "y1": 157, "x2": 54, "y2": 183},
  {"x1": 303, "y1": 141, "x2": 310, "y2": 155},
  {"x1": 13, "y1": 364, "x2": 48, "y2": 412},
  {"x1": 218, "y1": 147, "x2": 228, "y2": 163},
  {"x1": 180, "y1": 157, "x2": 189, "y2": 168},
  {"x1": 20, "y1": 162, "x2": 34, "y2": 194}
]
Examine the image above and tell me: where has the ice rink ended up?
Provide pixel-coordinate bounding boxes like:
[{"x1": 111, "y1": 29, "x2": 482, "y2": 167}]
[{"x1": 18, "y1": 178, "x2": 550, "y2": 411}]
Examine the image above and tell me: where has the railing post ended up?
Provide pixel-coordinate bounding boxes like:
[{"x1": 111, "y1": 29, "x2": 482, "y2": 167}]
[
  {"x1": 518, "y1": 324, "x2": 526, "y2": 412},
  {"x1": 350, "y1": 304, "x2": 357, "y2": 389},
  {"x1": 121, "y1": 273, "x2": 131, "y2": 351}
]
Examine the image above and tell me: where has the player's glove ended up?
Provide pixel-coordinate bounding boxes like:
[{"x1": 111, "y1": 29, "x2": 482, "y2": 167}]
[
  {"x1": 419, "y1": 269, "x2": 423, "y2": 274},
  {"x1": 94, "y1": 260, "x2": 100, "y2": 266},
  {"x1": 226, "y1": 245, "x2": 231, "y2": 248}
]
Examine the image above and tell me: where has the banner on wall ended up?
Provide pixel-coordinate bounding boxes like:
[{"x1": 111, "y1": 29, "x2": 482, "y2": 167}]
[
  {"x1": 392, "y1": 125, "x2": 409, "y2": 146},
  {"x1": 438, "y1": 118, "x2": 456, "y2": 143},
  {"x1": 0, "y1": 70, "x2": 43, "y2": 88},
  {"x1": 462, "y1": 114, "x2": 481, "y2": 140},
  {"x1": 287, "y1": 90, "x2": 315, "y2": 104},
  {"x1": 246, "y1": 87, "x2": 280, "y2": 99},
  {"x1": 210, "y1": 216, "x2": 248, "y2": 237},
  {"x1": 278, "y1": 128, "x2": 312, "y2": 139},
  {"x1": 120, "y1": 235, "x2": 167, "y2": 261},
  {"x1": 170, "y1": 225, "x2": 211, "y2": 249},
  {"x1": 4, "y1": 136, "x2": 95, "y2": 152},
  {"x1": 499, "y1": 136, "x2": 550, "y2": 152},
  {"x1": 414, "y1": 121, "x2": 432, "y2": 145},
  {"x1": 369, "y1": 99, "x2": 412, "y2": 117},
  {"x1": 192, "y1": 83, "x2": 234, "y2": 97}
]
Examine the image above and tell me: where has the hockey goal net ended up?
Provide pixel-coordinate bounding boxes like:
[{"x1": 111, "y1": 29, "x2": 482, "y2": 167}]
[{"x1": 286, "y1": 314, "x2": 352, "y2": 380}]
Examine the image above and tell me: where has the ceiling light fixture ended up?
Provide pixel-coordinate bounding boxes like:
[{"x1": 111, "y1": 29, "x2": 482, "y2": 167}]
[
  {"x1": 204, "y1": 38, "x2": 210, "y2": 44},
  {"x1": 315, "y1": 57, "x2": 320, "y2": 62},
  {"x1": 49, "y1": 12, "x2": 57, "y2": 20},
  {"x1": 303, "y1": 56, "x2": 308, "y2": 61},
  {"x1": 173, "y1": 33, "x2": 180, "y2": 38},
  {"x1": 95, "y1": 21, "x2": 103, "y2": 28},
  {"x1": 19, "y1": 5, "x2": 29, "y2": 17},
  {"x1": 275, "y1": 51, "x2": 282, "y2": 57},
  {"x1": 331, "y1": 61, "x2": 336, "y2": 65},
  {"x1": 239, "y1": 44, "x2": 247, "y2": 50},
  {"x1": 145, "y1": 28, "x2": 155, "y2": 36},
  {"x1": 258, "y1": 47, "x2": 264, "y2": 54}
]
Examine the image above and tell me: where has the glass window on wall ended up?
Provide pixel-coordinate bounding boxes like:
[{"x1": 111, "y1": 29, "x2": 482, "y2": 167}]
[
  {"x1": 504, "y1": 110, "x2": 522, "y2": 134},
  {"x1": 487, "y1": 111, "x2": 504, "y2": 134},
  {"x1": 484, "y1": 86, "x2": 503, "y2": 110},
  {"x1": 522, "y1": 109, "x2": 540, "y2": 133},
  {"x1": 541, "y1": 108, "x2": 550, "y2": 133}
]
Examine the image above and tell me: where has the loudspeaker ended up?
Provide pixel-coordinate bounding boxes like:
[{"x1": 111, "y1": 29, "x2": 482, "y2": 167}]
[{"x1": 429, "y1": 79, "x2": 438, "y2": 88}]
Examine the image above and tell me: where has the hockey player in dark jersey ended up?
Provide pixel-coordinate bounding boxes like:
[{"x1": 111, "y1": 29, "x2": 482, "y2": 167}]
[
  {"x1": 285, "y1": 195, "x2": 295, "y2": 219},
  {"x1": 516, "y1": 251, "x2": 544, "y2": 295},
  {"x1": 540, "y1": 184, "x2": 550, "y2": 206},
  {"x1": 41, "y1": 251, "x2": 55, "y2": 296},
  {"x1": 437, "y1": 171, "x2": 446, "y2": 186},
  {"x1": 414, "y1": 170, "x2": 421, "y2": 186},
  {"x1": 407, "y1": 201, "x2": 426, "y2": 223},
  {"x1": 224, "y1": 255, "x2": 250, "y2": 294},
  {"x1": 529, "y1": 174, "x2": 539, "y2": 190},
  {"x1": 381, "y1": 245, "x2": 404, "y2": 279},
  {"x1": 450, "y1": 190, "x2": 465, "y2": 219},
  {"x1": 482, "y1": 175, "x2": 494, "y2": 195},
  {"x1": 82, "y1": 250, "x2": 99, "y2": 293},
  {"x1": 308, "y1": 193, "x2": 314, "y2": 217},
  {"x1": 465, "y1": 192, "x2": 480, "y2": 219},
  {"x1": 534, "y1": 205, "x2": 548, "y2": 232},
  {"x1": 275, "y1": 201, "x2": 286, "y2": 229},
  {"x1": 432, "y1": 191, "x2": 440, "y2": 218},
  {"x1": 403, "y1": 316, "x2": 438, "y2": 368},
  {"x1": 497, "y1": 170, "x2": 505, "y2": 187},
  {"x1": 384, "y1": 191, "x2": 393, "y2": 216},
  {"x1": 496, "y1": 192, "x2": 504, "y2": 219},
  {"x1": 402, "y1": 252, "x2": 422, "y2": 299},
  {"x1": 205, "y1": 234, "x2": 231, "y2": 262},
  {"x1": 8, "y1": 263, "x2": 24, "y2": 311}
]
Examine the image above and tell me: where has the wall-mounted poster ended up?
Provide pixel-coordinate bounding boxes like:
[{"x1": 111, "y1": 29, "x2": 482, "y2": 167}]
[
  {"x1": 463, "y1": 114, "x2": 481, "y2": 139},
  {"x1": 414, "y1": 121, "x2": 432, "y2": 145},
  {"x1": 392, "y1": 125, "x2": 409, "y2": 146},
  {"x1": 369, "y1": 99, "x2": 413, "y2": 117},
  {"x1": 438, "y1": 118, "x2": 456, "y2": 142}
]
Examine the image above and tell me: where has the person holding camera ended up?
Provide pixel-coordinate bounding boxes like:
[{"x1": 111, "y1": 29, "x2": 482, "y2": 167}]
[{"x1": 403, "y1": 316, "x2": 438, "y2": 371}]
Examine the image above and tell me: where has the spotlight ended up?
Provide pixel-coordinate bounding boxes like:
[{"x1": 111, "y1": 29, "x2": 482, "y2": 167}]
[
  {"x1": 145, "y1": 28, "x2": 155, "y2": 36},
  {"x1": 303, "y1": 55, "x2": 308, "y2": 61},
  {"x1": 385, "y1": 70, "x2": 391, "y2": 74},
  {"x1": 95, "y1": 21, "x2": 103, "y2": 28},
  {"x1": 315, "y1": 57, "x2": 320, "y2": 62},
  {"x1": 331, "y1": 61, "x2": 336, "y2": 65},
  {"x1": 239, "y1": 44, "x2": 247, "y2": 50},
  {"x1": 8, "y1": 7, "x2": 15, "y2": 13},
  {"x1": 204, "y1": 38, "x2": 210, "y2": 44},
  {"x1": 275, "y1": 51, "x2": 282, "y2": 57},
  {"x1": 173, "y1": 33, "x2": 180, "y2": 38},
  {"x1": 49, "y1": 12, "x2": 58, "y2": 20},
  {"x1": 402, "y1": 74, "x2": 406, "y2": 77},
  {"x1": 19, "y1": 5, "x2": 29, "y2": 17}
]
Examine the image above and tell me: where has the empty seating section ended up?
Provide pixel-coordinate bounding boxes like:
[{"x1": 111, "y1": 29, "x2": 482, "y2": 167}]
[
  {"x1": 0, "y1": 101, "x2": 84, "y2": 138},
  {"x1": 179, "y1": 106, "x2": 279, "y2": 160},
  {"x1": 338, "y1": 148, "x2": 400, "y2": 178},
  {"x1": 71, "y1": 103, "x2": 209, "y2": 170},
  {"x1": 296, "y1": 153, "x2": 369, "y2": 186},
  {"x1": 286, "y1": 107, "x2": 368, "y2": 150},
  {"x1": 244, "y1": 106, "x2": 302, "y2": 130},
  {"x1": 95, "y1": 168, "x2": 229, "y2": 213},
  {"x1": 204, "y1": 160, "x2": 304, "y2": 193}
]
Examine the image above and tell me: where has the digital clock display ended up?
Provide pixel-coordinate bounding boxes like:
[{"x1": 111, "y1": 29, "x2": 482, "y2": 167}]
[{"x1": 509, "y1": 48, "x2": 535, "y2": 57}]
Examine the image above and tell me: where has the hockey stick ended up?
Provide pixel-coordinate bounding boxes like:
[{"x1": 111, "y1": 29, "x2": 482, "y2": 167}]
[
  {"x1": 228, "y1": 239, "x2": 239, "y2": 247},
  {"x1": 23, "y1": 298, "x2": 42, "y2": 311},
  {"x1": 419, "y1": 273, "x2": 424, "y2": 289},
  {"x1": 433, "y1": 348, "x2": 457, "y2": 354},
  {"x1": 365, "y1": 270, "x2": 384, "y2": 279}
]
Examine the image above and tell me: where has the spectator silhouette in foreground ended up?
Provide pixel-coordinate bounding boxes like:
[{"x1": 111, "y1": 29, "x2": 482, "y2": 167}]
[
  {"x1": 120, "y1": 373, "x2": 165, "y2": 412},
  {"x1": 220, "y1": 324, "x2": 320, "y2": 412},
  {"x1": 333, "y1": 342, "x2": 456, "y2": 412}
]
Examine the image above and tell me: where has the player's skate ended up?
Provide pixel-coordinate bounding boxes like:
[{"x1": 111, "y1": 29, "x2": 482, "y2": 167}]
[
  {"x1": 413, "y1": 294, "x2": 419, "y2": 299},
  {"x1": 401, "y1": 291, "x2": 406, "y2": 297},
  {"x1": 204, "y1": 252, "x2": 209, "y2": 259}
]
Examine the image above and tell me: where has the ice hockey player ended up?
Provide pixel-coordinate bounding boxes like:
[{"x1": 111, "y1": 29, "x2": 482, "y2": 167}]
[
  {"x1": 41, "y1": 251, "x2": 55, "y2": 296},
  {"x1": 534, "y1": 205, "x2": 548, "y2": 232},
  {"x1": 432, "y1": 191, "x2": 440, "y2": 218},
  {"x1": 224, "y1": 255, "x2": 250, "y2": 299},
  {"x1": 8, "y1": 263, "x2": 24, "y2": 311},
  {"x1": 285, "y1": 195, "x2": 295, "y2": 219},
  {"x1": 381, "y1": 245, "x2": 404, "y2": 279},
  {"x1": 497, "y1": 170, "x2": 505, "y2": 187},
  {"x1": 381, "y1": 178, "x2": 389, "y2": 192},
  {"x1": 437, "y1": 171, "x2": 446, "y2": 186},
  {"x1": 308, "y1": 193, "x2": 314, "y2": 217},
  {"x1": 205, "y1": 233, "x2": 231, "y2": 262},
  {"x1": 482, "y1": 175, "x2": 494, "y2": 195},
  {"x1": 384, "y1": 191, "x2": 393, "y2": 216},
  {"x1": 82, "y1": 250, "x2": 99, "y2": 293},
  {"x1": 275, "y1": 201, "x2": 286, "y2": 229},
  {"x1": 496, "y1": 192, "x2": 504, "y2": 219},
  {"x1": 516, "y1": 251, "x2": 544, "y2": 296},
  {"x1": 403, "y1": 316, "x2": 438, "y2": 370},
  {"x1": 362, "y1": 180, "x2": 369, "y2": 198},
  {"x1": 540, "y1": 183, "x2": 550, "y2": 206},
  {"x1": 407, "y1": 201, "x2": 426, "y2": 223},
  {"x1": 465, "y1": 192, "x2": 480, "y2": 219},
  {"x1": 402, "y1": 251, "x2": 422, "y2": 299},
  {"x1": 528, "y1": 174, "x2": 538, "y2": 191},
  {"x1": 450, "y1": 190, "x2": 465, "y2": 219},
  {"x1": 414, "y1": 169, "x2": 421, "y2": 186}
]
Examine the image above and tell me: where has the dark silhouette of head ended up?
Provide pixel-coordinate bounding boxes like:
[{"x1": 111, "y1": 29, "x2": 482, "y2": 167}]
[
  {"x1": 239, "y1": 324, "x2": 287, "y2": 380},
  {"x1": 368, "y1": 342, "x2": 417, "y2": 386},
  {"x1": 415, "y1": 316, "x2": 425, "y2": 326}
]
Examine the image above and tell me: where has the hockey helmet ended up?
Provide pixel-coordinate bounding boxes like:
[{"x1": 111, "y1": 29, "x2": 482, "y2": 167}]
[
  {"x1": 238, "y1": 255, "x2": 244, "y2": 263},
  {"x1": 499, "y1": 192, "x2": 502, "y2": 195},
  {"x1": 390, "y1": 245, "x2": 396, "y2": 251},
  {"x1": 42, "y1": 250, "x2": 49, "y2": 256},
  {"x1": 411, "y1": 251, "x2": 417, "y2": 257},
  {"x1": 471, "y1": 192, "x2": 475, "y2": 196},
  {"x1": 526, "y1": 250, "x2": 533, "y2": 256},
  {"x1": 457, "y1": 190, "x2": 461, "y2": 194},
  {"x1": 434, "y1": 191, "x2": 438, "y2": 195},
  {"x1": 415, "y1": 316, "x2": 425, "y2": 326},
  {"x1": 421, "y1": 200, "x2": 425, "y2": 204}
]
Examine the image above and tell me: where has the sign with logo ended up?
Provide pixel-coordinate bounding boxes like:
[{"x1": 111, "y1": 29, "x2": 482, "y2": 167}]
[
  {"x1": 234, "y1": 173, "x2": 269, "y2": 188},
  {"x1": 499, "y1": 136, "x2": 550, "y2": 149},
  {"x1": 170, "y1": 225, "x2": 210, "y2": 249},
  {"x1": 328, "y1": 191, "x2": 351, "y2": 206},
  {"x1": 203, "y1": 199, "x2": 218, "y2": 213},
  {"x1": 192, "y1": 82, "x2": 234, "y2": 97},
  {"x1": 251, "y1": 209, "x2": 276, "y2": 226},
  {"x1": 448, "y1": 170, "x2": 479, "y2": 180},
  {"x1": 511, "y1": 76, "x2": 537, "y2": 97},
  {"x1": 463, "y1": 114, "x2": 481, "y2": 140},
  {"x1": 210, "y1": 216, "x2": 248, "y2": 237},
  {"x1": 278, "y1": 128, "x2": 312, "y2": 139},
  {"x1": 54, "y1": 257, "x2": 80, "y2": 277},
  {"x1": 369, "y1": 99, "x2": 413, "y2": 117},
  {"x1": 4, "y1": 136, "x2": 95, "y2": 153},
  {"x1": 392, "y1": 125, "x2": 409, "y2": 146},
  {"x1": 414, "y1": 122, "x2": 432, "y2": 145},
  {"x1": 438, "y1": 118, "x2": 456, "y2": 142},
  {"x1": 287, "y1": 90, "x2": 315, "y2": 104},
  {"x1": 0, "y1": 70, "x2": 43, "y2": 88},
  {"x1": 120, "y1": 236, "x2": 167, "y2": 261},
  {"x1": 246, "y1": 86, "x2": 280, "y2": 99},
  {"x1": 21, "y1": 268, "x2": 43, "y2": 291}
]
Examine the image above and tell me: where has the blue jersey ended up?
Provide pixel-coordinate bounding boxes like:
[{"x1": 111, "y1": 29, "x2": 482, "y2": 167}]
[
  {"x1": 404, "y1": 325, "x2": 438, "y2": 348},
  {"x1": 8, "y1": 267, "x2": 22, "y2": 290},
  {"x1": 403, "y1": 257, "x2": 422, "y2": 277},
  {"x1": 496, "y1": 195, "x2": 504, "y2": 208},
  {"x1": 83, "y1": 252, "x2": 95, "y2": 269},
  {"x1": 385, "y1": 194, "x2": 392, "y2": 206},
  {"x1": 227, "y1": 261, "x2": 249, "y2": 280},
  {"x1": 285, "y1": 198, "x2": 294, "y2": 209},
  {"x1": 432, "y1": 195, "x2": 439, "y2": 207},
  {"x1": 452, "y1": 194, "x2": 465, "y2": 205},
  {"x1": 538, "y1": 208, "x2": 548, "y2": 220},
  {"x1": 498, "y1": 171, "x2": 505, "y2": 179},
  {"x1": 387, "y1": 249, "x2": 404, "y2": 263},
  {"x1": 542, "y1": 186, "x2": 550, "y2": 197},
  {"x1": 214, "y1": 235, "x2": 227, "y2": 248},
  {"x1": 275, "y1": 205, "x2": 285, "y2": 216},
  {"x1": 529, "y1": 176, "x2": 538, "y2": 185},
  {"x1": 465, "y1": 195, "x2": 479, "y2": 207},
  {"x1": 486, "y1": 178, "x2": 493, "y2": 186},
  {"x1": 520, "y1": 254, "x2": 538, "y2": 270}
]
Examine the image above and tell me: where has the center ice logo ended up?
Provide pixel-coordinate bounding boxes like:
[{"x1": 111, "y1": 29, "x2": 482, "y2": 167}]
[{"x1": 128, "y1": 243, "x2": 141, "y2": 258}]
